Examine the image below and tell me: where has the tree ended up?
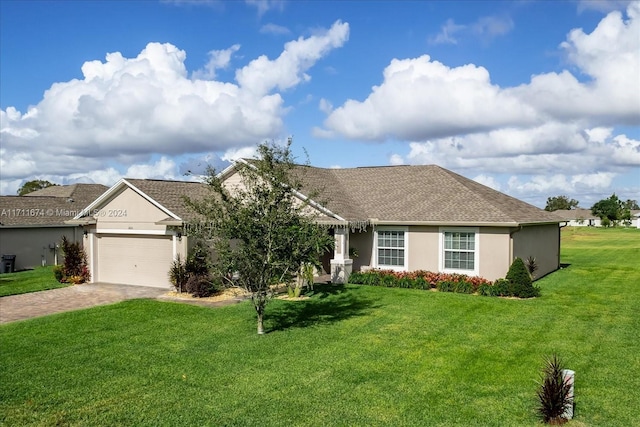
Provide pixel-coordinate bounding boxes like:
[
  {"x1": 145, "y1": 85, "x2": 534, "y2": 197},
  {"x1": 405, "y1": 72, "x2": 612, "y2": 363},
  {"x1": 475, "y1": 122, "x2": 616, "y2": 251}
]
[
  {"x1": 544, "y1": 195, "x2": 579, "y2": 212},
  {"x1": 185, "y1": 140, "x2": 334, "y2": 334},
  {"x1": 591, "y1": 193, "x2": 623, "y2": 223},
  {"x1": 17, "y1": 179, "x2": 58, "y2": 196},
  {"x1": 623, "y1": 199, "x2": 639, "y2": 210}
]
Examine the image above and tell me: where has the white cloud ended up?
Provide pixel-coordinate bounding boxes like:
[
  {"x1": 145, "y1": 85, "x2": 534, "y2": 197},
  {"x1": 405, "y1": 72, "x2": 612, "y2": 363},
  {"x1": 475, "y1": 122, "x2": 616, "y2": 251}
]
[
  {"x1": 429, "y1": 19, "x2": 466, "y2": 45},
  {"x1": 236, "y1": 20, "x2": 349, "y2": 96},
  {"x1": 577, "y1": 0, "x2": 635, "y2": 13},
  {"x1": 318, "y1": 98, "x2": 333, "y2": 114},
  {"x1": 260, "y1": 23, "x2": 291, "y2": 35},
  {"x1": 429, "y1": 14, "x2": 513, "y2": 45},
  {"x1": 221, "y1": 146, "x2": 259, "y2": 162},
  {"x1": 389, "y1": 154, "x2": 404, "y2": 166},
  {"x1": 245, "y1": 0, "x2": 285, "y2": 17},
  {"x1": 473, "y1": 174, "x2": 502, "y2": 191},
  {"x1": 192, "y1": 44, "x2": 241, "y2": 80},
  {"x1": 321, "y1": 4, "x2": 639, "y2": 141},
  {"x1": 0, "y1": 22, "x2": 349, "y2": 194},
  {"x1": 318, "y1": 55, "x2": 538, "y2": 141}
]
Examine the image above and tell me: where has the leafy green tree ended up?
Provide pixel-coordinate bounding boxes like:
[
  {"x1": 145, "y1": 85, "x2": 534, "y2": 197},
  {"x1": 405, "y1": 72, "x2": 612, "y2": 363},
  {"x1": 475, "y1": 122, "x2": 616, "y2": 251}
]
[
  {"x1": 591, "y1": 194, "x2": 623, "y2": 222},
  {"x1": 623, "y1": 199, "x2": 639, "y2": 210},
  {"x1": 544, "y1": 195, "x2": 579, "y2": 212},
  {"x1": 186, "y1": 140, "x2": 333, "y2": 334},
  {"x1": 17, "y1": 179, "x2": 57, "y2": 195}
]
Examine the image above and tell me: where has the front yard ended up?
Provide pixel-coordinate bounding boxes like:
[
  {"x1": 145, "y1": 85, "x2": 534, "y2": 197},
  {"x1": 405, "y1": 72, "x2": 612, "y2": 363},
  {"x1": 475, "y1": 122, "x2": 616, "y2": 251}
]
[
  {"x1": 0, "y1": 227, "x2": 638, "y2": 426},
  {"x1": 0, "y1": 266, "x2": 69, "y2": 297}
]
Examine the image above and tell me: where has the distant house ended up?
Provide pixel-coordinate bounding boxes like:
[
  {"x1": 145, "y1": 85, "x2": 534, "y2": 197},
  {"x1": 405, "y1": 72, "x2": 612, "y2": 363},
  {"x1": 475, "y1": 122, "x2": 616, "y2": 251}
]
[
  {"x1": 0, "y1": 184, "x2": 108, "y2": 271},
  {"x1": 71, "y1": 163, "x2": 561, "y2": 288},
  {"x1": 552, "y1": 208, "x2": 601, "y2": 227}
]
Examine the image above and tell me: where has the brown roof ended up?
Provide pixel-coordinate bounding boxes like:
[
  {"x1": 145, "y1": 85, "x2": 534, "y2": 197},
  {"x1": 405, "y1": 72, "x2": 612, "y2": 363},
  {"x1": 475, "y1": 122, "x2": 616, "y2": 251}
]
[
  {"x1": 551, "y1": 208, "x2": 597, "y2": 221},
  {"x1": 0, "y1": 184, "x2": 108, "y2": 227},
  {"x1": 296, "y1": 165, "x2": 559, "y2": 225},
  {"x1": 123, "y1": 179, "x2": 210, "y2": 220}
]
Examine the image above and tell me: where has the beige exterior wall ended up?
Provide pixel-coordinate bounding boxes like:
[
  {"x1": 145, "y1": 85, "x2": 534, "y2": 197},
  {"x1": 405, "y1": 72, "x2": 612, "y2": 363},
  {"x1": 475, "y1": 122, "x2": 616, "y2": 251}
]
[
  {"x1": 349, "y1": 224, "x2": 557, "y2": 281},
  {"x1": 0, "y1": 226, "x2": 83, "y2": 271},
  {"x1": 94, "y1": 187, "x2": 168, "y2": 232},
  {"x1": 512, "y1": 224, "x2": 560, "y2": 279},
  {"x1": 478, "y1": 227, "x2": 511, "y2": 281},
  {"x1": 349, "y1": 228, "x2": 373, "y2": 271},
  {"x1": 406, "y1": 226, "x2": 440, "y2": 272}
]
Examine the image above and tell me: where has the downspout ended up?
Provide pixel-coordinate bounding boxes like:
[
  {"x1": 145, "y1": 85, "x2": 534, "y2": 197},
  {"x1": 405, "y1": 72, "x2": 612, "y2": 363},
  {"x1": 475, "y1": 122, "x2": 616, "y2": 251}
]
[
  {"x1": 558, "y1": 222, "x2": 568, "y2": 269},
  {"x1": 509, "y1": 225, "x2": 523, "y2": 262}
]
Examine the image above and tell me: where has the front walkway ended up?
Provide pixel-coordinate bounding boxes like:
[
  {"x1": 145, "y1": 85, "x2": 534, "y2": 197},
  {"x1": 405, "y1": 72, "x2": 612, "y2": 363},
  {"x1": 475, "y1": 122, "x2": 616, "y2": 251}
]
[{"x1": 0, "y1": 283, "x2": 166, "y2": 324}]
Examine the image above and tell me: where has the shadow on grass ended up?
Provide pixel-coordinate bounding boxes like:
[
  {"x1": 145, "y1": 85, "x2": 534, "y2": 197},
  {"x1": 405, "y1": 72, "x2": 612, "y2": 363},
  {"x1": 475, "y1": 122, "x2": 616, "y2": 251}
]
[{"x1": 266, "y1": 283, "x2": 379, "y2": 333}]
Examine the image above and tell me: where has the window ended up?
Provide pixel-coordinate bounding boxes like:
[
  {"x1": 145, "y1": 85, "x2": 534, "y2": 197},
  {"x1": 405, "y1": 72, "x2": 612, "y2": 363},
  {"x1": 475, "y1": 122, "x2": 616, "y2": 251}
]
[
  {"x1": 376, "y1": 229, "x2": 406, "y2": 268},
  {"x1": 440, "y1": 228, "x2": 478, "y2": 275}
]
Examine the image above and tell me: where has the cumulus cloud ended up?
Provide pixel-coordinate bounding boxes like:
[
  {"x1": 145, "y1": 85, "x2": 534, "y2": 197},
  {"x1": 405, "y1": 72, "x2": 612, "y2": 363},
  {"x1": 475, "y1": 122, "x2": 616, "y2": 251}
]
[
  {"x1": 320, "y1": 5, "x2": 639, "y2": 142},
  {"x1": 0, "y1": 21, "x2": 348, "y2": 194},
  {"x1": 192, "y1": 44, "x2": 241, "y2": 80},
  {"x1": 236, "y1": 20, "x2": 349, "y2": 96}
]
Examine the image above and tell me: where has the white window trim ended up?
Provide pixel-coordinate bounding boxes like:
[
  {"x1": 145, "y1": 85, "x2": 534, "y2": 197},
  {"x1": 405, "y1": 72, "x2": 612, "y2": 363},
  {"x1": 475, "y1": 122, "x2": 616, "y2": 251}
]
[
  {"x1": 439, "y1": 227, "x2": 479, "y2": 276},
  {"x1": 374, "y1": 226, "x2": 408, "y2": 271}
]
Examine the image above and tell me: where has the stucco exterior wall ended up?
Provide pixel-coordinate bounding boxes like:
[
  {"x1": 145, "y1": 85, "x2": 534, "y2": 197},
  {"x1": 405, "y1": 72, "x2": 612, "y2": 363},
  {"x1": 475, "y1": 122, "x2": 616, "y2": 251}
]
[
  {"x1": 349, "y1": 228, "x2": 373, "y2": 271},
  {"x1": 407, "y1": 226, "x2": 440, "y2": 272},
  {"x1": 478, "y1": 227, "x2": 511, "y2": 281},
  {"x1": 512, "y1": 224, "x2": 560, "y2": 279},
  {"x1": 94, "y1": 187, "x2": 168, "y2": 232},
  {"x1": 0, "y1": 226, "x2": 82, "y2": 271}
]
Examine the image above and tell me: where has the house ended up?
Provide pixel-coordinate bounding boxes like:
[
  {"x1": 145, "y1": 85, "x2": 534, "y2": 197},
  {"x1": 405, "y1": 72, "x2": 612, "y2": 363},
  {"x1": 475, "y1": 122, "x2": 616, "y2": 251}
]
[
  {"x1": 71, "y1": 163, "x2": 561, "y2": 288},
  {"x1": 68, "y1": 179, "x2": 210, "y2": 287},
  {"x1": 0, "y1": 184, "x2": 108, "y2": 271},
  {"x1": 552, "y1": 208, "x2": 601, "y2": 227}
]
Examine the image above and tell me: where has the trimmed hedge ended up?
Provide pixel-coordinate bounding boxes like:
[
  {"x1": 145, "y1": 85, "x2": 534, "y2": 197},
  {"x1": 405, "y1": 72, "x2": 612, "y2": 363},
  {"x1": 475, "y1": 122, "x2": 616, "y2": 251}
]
[{"x1": 348, "y1": 268, "x2": 540, "y2": 298}]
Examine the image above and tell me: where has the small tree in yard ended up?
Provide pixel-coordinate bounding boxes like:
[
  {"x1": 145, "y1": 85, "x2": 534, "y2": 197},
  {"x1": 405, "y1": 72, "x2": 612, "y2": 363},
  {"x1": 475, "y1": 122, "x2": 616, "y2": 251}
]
[
  {"x1": 186, "y1": 140, "x2": 333, "y2": 334},
  {"x1": 56, "y1": 236, "x2": 90, "y2": 284}
]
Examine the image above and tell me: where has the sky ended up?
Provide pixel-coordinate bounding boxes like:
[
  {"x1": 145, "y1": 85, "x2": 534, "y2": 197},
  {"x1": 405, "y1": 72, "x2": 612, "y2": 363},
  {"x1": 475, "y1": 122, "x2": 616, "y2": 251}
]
[{"x1": 1, "y1": 0, "x2": 639, "y2": 208}]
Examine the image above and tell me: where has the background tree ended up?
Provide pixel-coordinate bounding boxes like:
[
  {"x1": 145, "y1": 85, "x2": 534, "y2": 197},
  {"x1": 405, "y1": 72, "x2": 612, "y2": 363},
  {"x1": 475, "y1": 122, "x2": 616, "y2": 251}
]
[
  {"x1": 544, "y1": 195, "x2": 579, "y2": 212},
  {"x1": 591, "y1": 193, "x2": 623, "y2": 223},
  {"x1": 186, "y1": 140, "x2": 333, "y2": 334},
  {"x1": 623, "y1": 199, "x2": 639, "y2": 210},
  {"x1": 17, "y1": 179, "x2": 58, "y2": 195}
]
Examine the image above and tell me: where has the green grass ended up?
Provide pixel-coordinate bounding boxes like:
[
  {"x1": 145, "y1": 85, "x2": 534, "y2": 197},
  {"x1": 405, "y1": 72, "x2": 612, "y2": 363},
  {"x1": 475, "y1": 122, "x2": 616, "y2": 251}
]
[
  {"x1": 1, "y1": 227, "x2": 638, "y2": 426},
  {"x1": 0, "y1": 266, "x2": 70, "y2": 297}
]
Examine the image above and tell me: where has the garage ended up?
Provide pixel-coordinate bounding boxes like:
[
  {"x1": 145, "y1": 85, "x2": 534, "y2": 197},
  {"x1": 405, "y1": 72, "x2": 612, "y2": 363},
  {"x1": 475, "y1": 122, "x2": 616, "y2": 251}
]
[{"x1": 96, "y1": 234, "x2": 174, "y2": 288}]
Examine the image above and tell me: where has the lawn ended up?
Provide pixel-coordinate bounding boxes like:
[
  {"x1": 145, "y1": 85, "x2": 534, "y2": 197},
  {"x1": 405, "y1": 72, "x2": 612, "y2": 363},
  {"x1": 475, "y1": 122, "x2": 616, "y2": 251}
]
[
  {"x1": 0, "y1": 227, "x2": 638, "y2": 426},
  {"x1": 0, "y1": 266, "x2": 69, "y2": 297}
]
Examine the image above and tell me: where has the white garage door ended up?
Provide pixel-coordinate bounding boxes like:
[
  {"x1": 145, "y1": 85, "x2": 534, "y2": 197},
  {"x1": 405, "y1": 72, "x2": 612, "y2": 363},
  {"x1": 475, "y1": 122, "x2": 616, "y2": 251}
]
[{"x1": 97, "y1": 235, "x2": 173, "y2": 288}]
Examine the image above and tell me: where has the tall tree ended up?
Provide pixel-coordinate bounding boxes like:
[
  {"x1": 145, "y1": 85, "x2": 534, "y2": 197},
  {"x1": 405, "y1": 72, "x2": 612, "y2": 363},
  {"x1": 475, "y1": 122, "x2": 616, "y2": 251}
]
[
  {"x1": 17, "y1": 179, "x2": 57, "y2": 195},
  {"x1": 186, "y1": 141, "x2": 333, "y2": 334},
  {"x1": 591, "y1": 193, "x2": 624, "y2": 222},
  {"x1": 544, "y1": 195, "x2": 579, "y2": 212}
]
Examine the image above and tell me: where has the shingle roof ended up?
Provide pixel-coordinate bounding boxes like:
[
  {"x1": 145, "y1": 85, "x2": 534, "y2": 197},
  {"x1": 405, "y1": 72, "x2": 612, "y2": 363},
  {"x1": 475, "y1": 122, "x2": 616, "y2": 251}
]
[
  {"x1": 296, "y1": 164, "x2": 559, "y2": 225},
  {"x1": 551, "y1": 208, "x2": 597, "y2": 221},
  {"x1": 0, "y1": 184, "x2": 108, "y2": 226},
  {"x1": 123, "y1": 179, "x2": 210, "y2": 220}
]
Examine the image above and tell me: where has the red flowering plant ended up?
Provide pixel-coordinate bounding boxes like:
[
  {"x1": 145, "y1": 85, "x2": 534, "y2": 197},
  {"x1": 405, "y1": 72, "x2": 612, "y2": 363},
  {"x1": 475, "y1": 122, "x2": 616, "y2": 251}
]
[{"x1": 348, "y1": 269, "x2": 491, "y2": 295}]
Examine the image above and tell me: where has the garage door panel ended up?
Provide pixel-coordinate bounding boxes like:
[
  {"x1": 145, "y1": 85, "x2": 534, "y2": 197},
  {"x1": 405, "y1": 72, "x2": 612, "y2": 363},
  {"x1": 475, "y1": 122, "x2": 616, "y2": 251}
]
[{"x1": 97, "y1": 235, "x2": 173, "y2": 288}]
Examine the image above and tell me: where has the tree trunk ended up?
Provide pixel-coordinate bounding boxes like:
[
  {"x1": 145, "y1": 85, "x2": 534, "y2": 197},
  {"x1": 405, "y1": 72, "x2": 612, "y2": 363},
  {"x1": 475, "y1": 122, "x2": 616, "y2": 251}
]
[{"x1": 257, "y1": 310, "x2": 265, "y2": 335}]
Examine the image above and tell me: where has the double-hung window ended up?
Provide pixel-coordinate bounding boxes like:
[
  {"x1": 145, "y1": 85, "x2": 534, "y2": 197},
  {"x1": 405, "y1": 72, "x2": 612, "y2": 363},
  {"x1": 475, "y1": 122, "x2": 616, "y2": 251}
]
[
  {"x1": 376, "y1": 229, "x2": 406, "y2": 269},
  {"x1": 440, "y1": 228, "x2": 478, "y2": 275}
]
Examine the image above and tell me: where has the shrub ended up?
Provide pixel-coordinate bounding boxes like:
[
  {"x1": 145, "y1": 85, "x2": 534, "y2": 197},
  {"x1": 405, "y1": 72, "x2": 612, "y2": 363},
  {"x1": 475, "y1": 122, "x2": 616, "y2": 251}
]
[
  {"x1": 53, "y1": 265, "x2": 64, "y2": 283},
  {"x1": 436, "y1": 280, "x2": 454, "y2": 292},
  {"x1": 454, "y1": 280, "x2": 474, "y2": 294},
  {"x1": 478, "y1": 282, "x2": 496, "y2": 297},
  {"x1": 58, "y1": 236, "x2": 90, "y2": 284},
  {"x1": 492, "y1": 278, "x2": 511, "y2": 297},
  {"x1": 506, "y1": 257, "x2": 540, "y2": 298},
  {"x1": 537, "y1": 355, "x2": 573, "y2": 424},
  {"x1": 184, "y1": 274, "x2": 221, "y2": 298},
  {"x1": 169, "y1": 254, "x2": 189, "y2": 293},
  {"x1": 185, "y1": 241, "x2": 211, "y2": 277}
]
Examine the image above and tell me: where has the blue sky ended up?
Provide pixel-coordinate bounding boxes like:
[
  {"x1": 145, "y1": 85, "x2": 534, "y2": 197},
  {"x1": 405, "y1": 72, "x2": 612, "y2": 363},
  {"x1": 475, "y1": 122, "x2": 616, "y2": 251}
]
[{"x1": 1, "y1": 0, "x2": 638, "y2": 208}]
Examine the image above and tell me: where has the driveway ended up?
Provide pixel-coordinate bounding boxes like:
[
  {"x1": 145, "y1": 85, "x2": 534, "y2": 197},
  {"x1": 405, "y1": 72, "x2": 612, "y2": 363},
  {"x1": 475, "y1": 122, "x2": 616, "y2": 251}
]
[{"x1": 0, "y1": 283, "x2": 166, "y2": 324}]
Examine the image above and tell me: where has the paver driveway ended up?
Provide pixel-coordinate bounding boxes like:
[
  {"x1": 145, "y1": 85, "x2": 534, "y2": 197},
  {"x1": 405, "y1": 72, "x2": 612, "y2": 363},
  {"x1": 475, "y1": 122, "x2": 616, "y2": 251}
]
[{"x1": 0, "y1": 283, "x2": 166, "y2": 324}]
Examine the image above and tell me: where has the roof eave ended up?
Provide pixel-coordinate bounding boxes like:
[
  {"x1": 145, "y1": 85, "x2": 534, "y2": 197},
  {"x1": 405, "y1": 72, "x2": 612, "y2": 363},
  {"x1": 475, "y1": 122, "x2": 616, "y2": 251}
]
[{"x1": 370, "y1": 220, "x2": 560, "y2": 227}]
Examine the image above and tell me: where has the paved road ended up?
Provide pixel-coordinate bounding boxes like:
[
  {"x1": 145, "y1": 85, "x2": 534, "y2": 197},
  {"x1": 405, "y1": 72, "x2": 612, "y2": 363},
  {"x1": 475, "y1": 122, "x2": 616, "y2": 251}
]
[{"x1": 0, "y1": 283, "x2": 166, "y2": 324}]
